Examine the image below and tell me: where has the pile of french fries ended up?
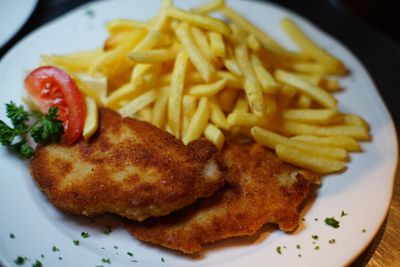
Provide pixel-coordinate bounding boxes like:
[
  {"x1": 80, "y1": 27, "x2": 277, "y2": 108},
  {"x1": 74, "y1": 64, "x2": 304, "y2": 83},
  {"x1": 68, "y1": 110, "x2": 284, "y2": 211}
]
[{"x1": 39, "y1": 0, "x2": 370, "y2": 176}]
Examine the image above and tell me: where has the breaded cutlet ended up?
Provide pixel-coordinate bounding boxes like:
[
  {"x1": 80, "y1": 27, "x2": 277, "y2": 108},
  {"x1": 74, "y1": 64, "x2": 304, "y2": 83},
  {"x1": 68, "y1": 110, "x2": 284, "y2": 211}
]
[
  {"x1": 30, "y1": 108, "x2": 224, "y2": 221},
  {"x1": 125, "y1": 142, "x2": 318, "y2": 253}
]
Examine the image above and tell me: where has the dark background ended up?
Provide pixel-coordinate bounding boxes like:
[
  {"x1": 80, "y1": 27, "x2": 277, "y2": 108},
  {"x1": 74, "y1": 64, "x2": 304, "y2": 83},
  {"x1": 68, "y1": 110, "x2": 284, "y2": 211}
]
[{"x1": 0, "y1": 0, "x2": 398, "y2": 133}]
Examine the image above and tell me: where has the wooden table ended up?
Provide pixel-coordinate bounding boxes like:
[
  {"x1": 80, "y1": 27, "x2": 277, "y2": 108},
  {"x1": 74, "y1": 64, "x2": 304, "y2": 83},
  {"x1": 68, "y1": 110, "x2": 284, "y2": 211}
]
[{"x1": 352, "y1": 145, "x2": 400, "y2": 266}]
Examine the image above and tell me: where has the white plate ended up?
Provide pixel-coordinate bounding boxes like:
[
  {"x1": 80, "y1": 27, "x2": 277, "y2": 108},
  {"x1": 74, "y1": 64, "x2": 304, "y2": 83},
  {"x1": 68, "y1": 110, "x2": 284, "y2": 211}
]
[
  {"x1": 0, "y1": 0, "x2": 398, "y2": 266},
  {"x1": 0, "y1": 0, "x2": 37, "y2": 48}
]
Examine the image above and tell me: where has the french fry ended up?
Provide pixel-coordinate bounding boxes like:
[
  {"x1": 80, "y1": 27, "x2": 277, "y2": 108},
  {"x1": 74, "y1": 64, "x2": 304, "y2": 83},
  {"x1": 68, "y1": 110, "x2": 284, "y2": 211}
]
[
  {"x1": 181, "y1": 95, "x2": 197, "y2": 136},
  {"x1": 182, "y1": 97, "x2": 211, "y2": 144},
  {"x1": 188, "y1": 79, "x2": 227, "y2": 97},
  {"x1": 191, "y1": 26, "x2": 215, "y2": 63},
  {"x1": 250, "y1": 53, "x2": 279, "y2": 94},
  {"x1": 204, "y1": 123, "x2": 225, "y2": 149},
  {"x1": 247, "y1": 34, "x2": 261, "y2": 52},
  {"x1": 223, "y1": 45, "x2": 242, "y2": 76},
  {"x1": 251, "y1": 126, "x2": 286, "y2": 149},
  {"x1": 282, "y1": 109, "x2": 340, "y2": 125},
  {"x1": 222, "y1": 7, "x2": 283, "y2": 52},
  {"x1": 167, "y1": 6, "x2": 231, "y2": 36},
  {"x1": 222, "y1": 6, "x2": 306, "y2": 61},
  {"x1": 42, "y1": 50, "x2": 103, "y2": 72},
  {"x1": 210, "y1": 98, "x2": 229, "y2": 130},
  {"x1": 118, "y1": 89, "x2": 157, "y2": 117},
  {"x1": 151, "y1": 87, "x2": 169, "y2": 128},
  {"x1": 75, "y1": 73, "x2": 108, "y2": 106},
  {"x1": 233, "y1": 26, "x2": 264, "y2": 115},
  {"x1": 251, "y1": 127, "x2": 348, "y2": 161},
  {"x1": 107, "y1": 19, "x2": 151, "y2": 34},
  {"x1": 127, "y1": 48, "x2": 178, "y2": 63},
  {"x1": 264, "y1": 94, "x2": 278, "y2": 114},
  {"x1": 275, "y1": 69, "x2": 337, "y2": 109},
  {"x1": 89, "y1": 30, "x2": 147, "y2": 76},
  {"x1": 83, "y1": 97, "x2": 99, "y2": 140},
  {"x1": 106, "y1": 82, "x2": 142, "y2": 109},
  {"x1": 291, "y1": 135, "x2": 361, "y2": 152},
  {"x1": 281, "y1": 17, "x2": 346, "y2": 75},
  {"x1": 320, "y1": 78, "x2": 341, "y2": 92},
  {"x1": 208, "y1": 31, "x2": 226, "y2": 57},
  {"x1": 343, "y1": 114, "x2": 369, "y2": 130},
  {"x1": 193, "y1": 0, "x2": 225, "y2": 15},
  {"x1": 175, "y1": 23, "x2": 216, "y2": 82},
  {"x1": 227, "y1": 112, "x2": 265, "y2": 127},
  {"x1": 276, "y1": 144, "x2": 346, "y2": 174},
  {"x1": 280, "y1": 121, "x2": 370, "y2": 141},
  {"x1": 138, "y1": 106, "x2": 153, "y2": 123},
  {"x1": 216, "y1": 71, "x2": 242, "y2": 88},
  {"x1": 297, "y1": 94, "x2": 312, "y2": 108},
  {"x1": 168, "y1": 51, "x2": 189, "y2": 138}
]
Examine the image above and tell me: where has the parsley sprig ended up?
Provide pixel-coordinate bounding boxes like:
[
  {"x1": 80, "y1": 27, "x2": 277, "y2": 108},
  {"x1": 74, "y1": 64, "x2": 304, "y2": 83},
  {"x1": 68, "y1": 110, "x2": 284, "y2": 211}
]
[{"x1": 0, "y1": 102, "x2": 64, "y2": 158}]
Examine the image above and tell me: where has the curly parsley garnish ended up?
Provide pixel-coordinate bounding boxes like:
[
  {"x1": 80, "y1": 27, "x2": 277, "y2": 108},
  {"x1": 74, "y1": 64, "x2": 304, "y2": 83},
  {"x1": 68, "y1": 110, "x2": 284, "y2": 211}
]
[
  {"x1": 81, "y1": 231, "x2": 90, "y2": 238},
  {"x1": 325, "y1": 216, "x2": 340, "y2": 228},
  {"x1": 101, "y1": 258, "x2": 111, "y2": 264},
  {"x1": 0, "y1": 102, "x2": 63, "y2": 158},
  {"x1": 14, "y1": 256, "x2": 25, "y2": 265}
]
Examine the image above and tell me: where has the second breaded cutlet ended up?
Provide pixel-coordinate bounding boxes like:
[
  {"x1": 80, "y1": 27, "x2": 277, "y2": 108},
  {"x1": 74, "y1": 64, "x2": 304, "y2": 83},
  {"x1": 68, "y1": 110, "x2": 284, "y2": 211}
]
[
  {"x1": 125, "y1": 142, "x2": 319, "y2": 253},
  {"x1": 30, "y1": 108, "x2": 223, "y2": 221}
]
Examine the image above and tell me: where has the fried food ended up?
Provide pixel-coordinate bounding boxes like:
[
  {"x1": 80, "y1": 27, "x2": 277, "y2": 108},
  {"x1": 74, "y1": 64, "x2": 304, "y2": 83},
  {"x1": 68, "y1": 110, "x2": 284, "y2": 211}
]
[
  {"x1": 30, "y1": 108, "x2": 223, "y2": 221},
  {"x1": 124, "y1": 142, "x2": 318, "y2": 254}
]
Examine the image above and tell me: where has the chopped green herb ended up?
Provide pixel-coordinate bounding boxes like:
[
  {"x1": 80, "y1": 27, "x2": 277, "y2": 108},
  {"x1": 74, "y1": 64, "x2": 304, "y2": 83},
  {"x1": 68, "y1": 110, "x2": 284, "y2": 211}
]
[
  {"x1": 325, "y1": 216, "x2": 340, "y2": 228},
  {"x1": 311, "y1": 235, "x2": 319, "y2": 240},
  {"x1": 296, "y1": 244, "x2": 301, "y2": 249},
  {"x1": 73, "y1": 240, "x2": 80, "y2": 246},
  {"x1": 85, "y1": 9, "x2": 95, "y2": 18},
  {"x1": 362, "y1": 229, "x2": 366, "y2": 233},
  {"x1": 314, "y1": 245, "x2": 320, "y2": 250},
  {"x1": 58, "y1": 257, "x2": 63, "y2": 260},
  {"x1": 40, "y1": 254, "x2": 44, "y2": 259},
  {"x1": 329, "y1": 239, "x2": 336, "y2": 244},
  {"x1": 102, "y1": 226, "x2": 112, "y2": 235},
  {"x1": 127, "y1": 252, "x2": 134, "y2": 257},
  {"x1": 102, "y1": 258, "x2": 111, "y2": 264},
  {"x1": 52, "y1": 245, "x2": 60, "y2": 252},
  {"x1": 0, "y1": 103, "x2": 63, "y2": 158},
  {"x1": 9, "y1": 233, "x2": 15, "y2": 239},
  {"x1": 298, "y1": 254, "x2": 302, "y2": 258},
  {"x1": 301, "y1": 217, "x2": 305, "y2": 221},
  {"x1": 161, "y1": 257, "x2": 165, "y2": 262},
  {"x1": 113, "y1": 245, "x2": 118, "y2": 249},
  {"x1": 81, "y1": 231, "x2": 90, "y2": 238},
  {"x1": 32, "y1": 260, "x2": 43, "y2": 267},
  {"x1": 14, "y1": 256, "x2": 25, "y2": 265},
  {"x1": 276, "y1": 246, "x2": 282, "y2": 255},
  {"x1": 341, "y1": 211, "x2": 348, "y2": 217}
]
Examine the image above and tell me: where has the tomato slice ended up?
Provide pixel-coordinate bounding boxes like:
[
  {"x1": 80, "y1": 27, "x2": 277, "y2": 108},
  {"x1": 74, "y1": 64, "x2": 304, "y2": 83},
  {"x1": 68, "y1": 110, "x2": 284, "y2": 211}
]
[{"x1": 25, "y1": 66, "x2": 86, "y2": 145}]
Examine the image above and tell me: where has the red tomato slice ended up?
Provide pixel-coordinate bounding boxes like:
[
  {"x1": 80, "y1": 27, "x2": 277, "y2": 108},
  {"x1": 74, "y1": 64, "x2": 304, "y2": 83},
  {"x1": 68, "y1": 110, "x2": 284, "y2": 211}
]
[{"x1": 25, "y1": 66, "x2": 86, "y2": 145}]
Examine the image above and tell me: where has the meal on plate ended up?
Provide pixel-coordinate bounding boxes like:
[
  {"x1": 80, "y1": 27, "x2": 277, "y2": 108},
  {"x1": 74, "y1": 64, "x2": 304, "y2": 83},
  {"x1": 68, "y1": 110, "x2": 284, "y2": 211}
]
[{"x1": 0, "y1": 0, "x2": 369, "y2": 254}]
